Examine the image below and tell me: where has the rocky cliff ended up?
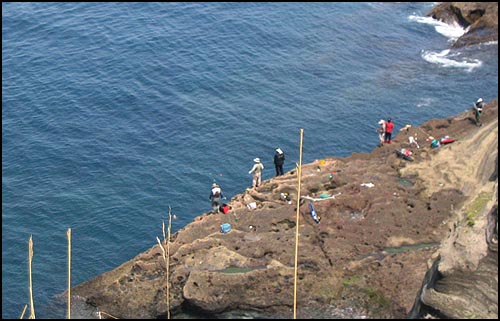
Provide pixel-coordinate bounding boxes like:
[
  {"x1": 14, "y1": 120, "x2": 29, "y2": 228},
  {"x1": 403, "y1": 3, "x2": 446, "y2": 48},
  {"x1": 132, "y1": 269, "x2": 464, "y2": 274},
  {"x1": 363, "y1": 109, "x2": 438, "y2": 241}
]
[
  {"x1": 69, "y1": 100, "x2": 498, "y2": 319},
  {"x1": 68, "y1": 3, "x2": 498, "y2": 319}
]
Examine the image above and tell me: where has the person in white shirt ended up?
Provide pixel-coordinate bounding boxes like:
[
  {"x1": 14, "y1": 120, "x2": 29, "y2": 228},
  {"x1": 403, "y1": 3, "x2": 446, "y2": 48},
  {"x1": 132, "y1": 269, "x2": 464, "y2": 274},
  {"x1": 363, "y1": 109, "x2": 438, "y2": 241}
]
[{"x1": 248, "y1": 158, "x2": 264, "y2": 188}]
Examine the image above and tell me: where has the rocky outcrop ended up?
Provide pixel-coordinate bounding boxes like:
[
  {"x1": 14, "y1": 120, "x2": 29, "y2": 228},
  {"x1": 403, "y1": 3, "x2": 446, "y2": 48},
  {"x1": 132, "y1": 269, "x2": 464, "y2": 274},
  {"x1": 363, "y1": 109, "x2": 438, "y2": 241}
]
[
  {"x1": 427, "y1": 2, "x2": 498, "y2": 48},
  {"x1": 68, "y1": 101, "x2": 498, "y2": 319},
  {"x1": 405, "y1": 108, "x2": 498, "y2": 318}
]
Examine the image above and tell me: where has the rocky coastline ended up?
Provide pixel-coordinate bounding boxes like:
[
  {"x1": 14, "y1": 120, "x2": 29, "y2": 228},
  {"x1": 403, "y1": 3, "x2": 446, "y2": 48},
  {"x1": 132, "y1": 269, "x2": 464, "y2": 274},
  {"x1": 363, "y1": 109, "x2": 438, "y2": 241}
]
[
  {"x1": 69, "y1": 100, "x2": 498, "y2": 319},
  {"x1": 68, "y1": 3, "x2": 498, "y2": 319},
  {"x1": 427, "y1": 2, "x2": 498, "y2": 48}
]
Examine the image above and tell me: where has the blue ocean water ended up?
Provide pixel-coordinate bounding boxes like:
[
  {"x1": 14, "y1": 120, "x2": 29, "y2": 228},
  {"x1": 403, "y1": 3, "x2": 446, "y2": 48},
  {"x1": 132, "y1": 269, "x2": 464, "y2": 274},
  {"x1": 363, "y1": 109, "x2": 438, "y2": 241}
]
[{"x1": 2, "y1": 2, "x2": 498, "y2": 319}]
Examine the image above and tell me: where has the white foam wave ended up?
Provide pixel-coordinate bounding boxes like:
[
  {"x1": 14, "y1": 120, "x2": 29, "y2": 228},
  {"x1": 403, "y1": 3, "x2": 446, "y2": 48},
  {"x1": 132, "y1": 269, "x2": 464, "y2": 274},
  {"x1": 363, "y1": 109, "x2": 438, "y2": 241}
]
[
  {"x1": 421, "y1": 49, "x2": 482, "y2": 72},
  {"x1": 409, "y1": 15, "x2": 467, "y2": 42},
  {"x1": 416, "y1": 97, "x2": 434, "y2": 108},
  {"x1": 482, "y1": 41, "x2": 498, "y2": 46}
]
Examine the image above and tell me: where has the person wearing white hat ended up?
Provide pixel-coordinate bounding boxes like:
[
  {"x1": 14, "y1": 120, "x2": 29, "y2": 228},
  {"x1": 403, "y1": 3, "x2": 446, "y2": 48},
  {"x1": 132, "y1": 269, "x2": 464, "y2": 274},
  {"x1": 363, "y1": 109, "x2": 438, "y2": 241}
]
[
  {"x1": 248, "y1": 158, "x2": 264, "y2": 188},
  {"x1": 473, "y1": 98, "x2": 485, "y2": 126},
  {"x1": 273, "y1": 147, "x2": 285, "y2": 176},
  {"x1": 376, "y1": 119, "x2": 386, "y2": 147},
  {"x1": 209, "y1": 182, "x2": 224, "y2": 214}
]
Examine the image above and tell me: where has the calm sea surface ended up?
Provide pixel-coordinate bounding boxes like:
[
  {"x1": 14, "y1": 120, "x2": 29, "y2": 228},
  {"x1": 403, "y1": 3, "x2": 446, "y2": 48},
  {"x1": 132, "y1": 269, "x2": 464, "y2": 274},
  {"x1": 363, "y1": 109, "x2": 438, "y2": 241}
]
[{"x1": 2, "y1": 2, "x2": 498, "y2": 319}]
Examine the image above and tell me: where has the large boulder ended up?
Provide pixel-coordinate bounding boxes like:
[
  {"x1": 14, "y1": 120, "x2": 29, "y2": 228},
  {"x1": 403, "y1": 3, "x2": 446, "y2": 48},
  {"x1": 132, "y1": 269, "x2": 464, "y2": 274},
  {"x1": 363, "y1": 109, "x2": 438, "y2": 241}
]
[{"x1": 427, "y1": 2, "x2": 498, "y2": 48}]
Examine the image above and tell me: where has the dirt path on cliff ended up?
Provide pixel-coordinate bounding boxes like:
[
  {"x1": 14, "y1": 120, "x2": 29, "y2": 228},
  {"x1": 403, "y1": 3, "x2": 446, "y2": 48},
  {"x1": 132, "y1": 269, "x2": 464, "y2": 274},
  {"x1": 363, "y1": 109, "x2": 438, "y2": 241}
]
[{"x1": 401, "y1": 116, "x2": 498, "y2": 198}]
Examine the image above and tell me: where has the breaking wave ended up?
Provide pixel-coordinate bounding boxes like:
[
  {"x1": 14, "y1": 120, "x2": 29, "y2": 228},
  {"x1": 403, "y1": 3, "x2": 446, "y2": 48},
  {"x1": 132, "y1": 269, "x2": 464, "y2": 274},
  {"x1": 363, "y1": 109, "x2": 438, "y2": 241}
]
[
  {"x1": 409, "y1": 14, "x2": 483, "y2": 71},
  {"x1": 421, "y1": 49, "x2": 482, "y2": 72},
  {"x1": 408, "y1": 15, "x2": 467, "y2": 42}
]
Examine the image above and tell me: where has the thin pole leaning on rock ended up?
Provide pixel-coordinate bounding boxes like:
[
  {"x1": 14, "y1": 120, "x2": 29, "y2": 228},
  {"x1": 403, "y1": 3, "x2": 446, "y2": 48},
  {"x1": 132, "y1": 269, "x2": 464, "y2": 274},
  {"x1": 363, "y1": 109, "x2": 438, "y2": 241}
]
[
  {"x1": 19, "y1": 304, "x2": 28, "y2": 319},
  {"x1": 166, "y1": 206, "x2": 173, "y2": 320},
  {"x1": 67, "y1": 228, "x2": 72, "y2": 319},
  {"x1": 293, "y1": 128, "x2": 304, "y2": 319},
  {"x1": 28, "y1": 235, "x2": 35, "y2": 319}
]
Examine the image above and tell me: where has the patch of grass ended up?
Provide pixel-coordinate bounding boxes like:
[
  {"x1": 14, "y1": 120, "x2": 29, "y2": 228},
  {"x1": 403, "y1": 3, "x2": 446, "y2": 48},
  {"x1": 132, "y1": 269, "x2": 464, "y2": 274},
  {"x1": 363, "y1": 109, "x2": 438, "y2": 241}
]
[
  {"x1": 342, "y1": 275, "x2": 361, "y2": 287},
  {"x1": 319, "y1": 287, "x2": 336, "y2": 298},
  {"x1": 466, "y1": 212, "x2": 476, "y2": 227},
  {"x1": 465, "y1": 192, "x2": 492, "y2": 227},
  {"x1": 340, "y1": 277, "x2": 391, "y2": 314},
  {"x1": 362, "y1": 286, "x2": 391, "y2": 309},
  {"x1": 317, "y1": 279, "x2": 343, "y2": 301}
]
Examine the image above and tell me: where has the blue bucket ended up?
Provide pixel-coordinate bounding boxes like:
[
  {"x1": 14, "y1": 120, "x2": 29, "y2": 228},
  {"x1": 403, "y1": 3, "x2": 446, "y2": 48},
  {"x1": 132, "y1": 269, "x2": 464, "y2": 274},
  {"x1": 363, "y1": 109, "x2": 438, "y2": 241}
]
[{"x1": 220, "y1": 223, "x2": 231, "y2": 233}]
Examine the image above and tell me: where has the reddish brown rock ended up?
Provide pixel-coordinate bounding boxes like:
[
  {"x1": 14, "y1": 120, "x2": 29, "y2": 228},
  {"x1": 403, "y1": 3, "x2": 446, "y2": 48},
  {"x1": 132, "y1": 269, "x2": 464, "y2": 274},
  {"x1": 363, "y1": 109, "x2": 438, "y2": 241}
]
[{"x1": 69, "y1": 100, "x2": 498, "y2": 319}]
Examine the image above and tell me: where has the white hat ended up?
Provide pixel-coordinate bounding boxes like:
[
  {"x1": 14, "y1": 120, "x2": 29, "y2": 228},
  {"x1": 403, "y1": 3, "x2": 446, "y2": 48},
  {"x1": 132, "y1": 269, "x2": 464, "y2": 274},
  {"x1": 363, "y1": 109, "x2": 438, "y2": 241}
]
[
  {"x1": 477, "y1": 98, "x2": 483, "y2": 103},
  {"x1": 212, "y1": 183, "x2": 218, "y2": 188},
  {"x1": 253, "y1": 158, "x2": 261, "y2": 163},
  {"x1": 378, "y1": 119, "x2": 385, "y2": 125},
  {"x1": 276, "y1": 148, "x2": 283, "y2": 154}
]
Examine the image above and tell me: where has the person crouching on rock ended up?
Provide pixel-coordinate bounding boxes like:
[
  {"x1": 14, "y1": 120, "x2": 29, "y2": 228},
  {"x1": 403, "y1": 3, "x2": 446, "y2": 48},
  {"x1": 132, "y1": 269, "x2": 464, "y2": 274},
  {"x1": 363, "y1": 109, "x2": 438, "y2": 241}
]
[{"x1": 209, "y1": 183, "x2": 224, "y2": 214}]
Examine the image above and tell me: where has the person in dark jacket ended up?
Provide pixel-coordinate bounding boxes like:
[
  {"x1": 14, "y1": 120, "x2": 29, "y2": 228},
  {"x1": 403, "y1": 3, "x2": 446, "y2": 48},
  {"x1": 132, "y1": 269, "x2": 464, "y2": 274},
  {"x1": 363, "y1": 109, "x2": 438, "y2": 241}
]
[
  {"x1": 209, "y1": 183, "x2": 224, "y2": 214},
  {"x1": 273, "y1": 148, "x2": 285, "y2": 176},
  {"x1": 473, "y1": 97, "x2": 485, "y2": 126}
]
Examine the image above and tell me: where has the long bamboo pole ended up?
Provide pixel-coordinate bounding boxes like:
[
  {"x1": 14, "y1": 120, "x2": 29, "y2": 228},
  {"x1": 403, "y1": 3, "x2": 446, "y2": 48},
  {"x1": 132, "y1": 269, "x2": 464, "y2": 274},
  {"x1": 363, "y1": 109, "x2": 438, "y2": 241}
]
[
  {"x1": 67, "y1": 228, "x2": 72, "y2": 319},
  {"x1": 28, "y1": 235, "x2": 35, "y2": 319},
  {"x1": 166, "y1": 207, "x2": 172, "y2": 320},
  {"x1": 293, "y1": 128, "x2": 304, "y2": 319}
]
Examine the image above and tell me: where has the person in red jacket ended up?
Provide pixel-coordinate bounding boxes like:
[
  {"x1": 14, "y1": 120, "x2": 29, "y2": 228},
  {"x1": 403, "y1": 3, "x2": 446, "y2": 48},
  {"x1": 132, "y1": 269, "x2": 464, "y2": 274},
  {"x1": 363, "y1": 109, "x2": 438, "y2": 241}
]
[{"x1": 384, "y1": 118, "x2": 394, "y2": 143}]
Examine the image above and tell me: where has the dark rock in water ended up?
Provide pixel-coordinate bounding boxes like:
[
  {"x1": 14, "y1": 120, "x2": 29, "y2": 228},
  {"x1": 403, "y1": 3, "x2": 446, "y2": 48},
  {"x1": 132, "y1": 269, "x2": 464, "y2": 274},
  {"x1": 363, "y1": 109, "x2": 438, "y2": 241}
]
[{"x1": 427, "y1": 2, "x2": 498, "y2": 48}]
